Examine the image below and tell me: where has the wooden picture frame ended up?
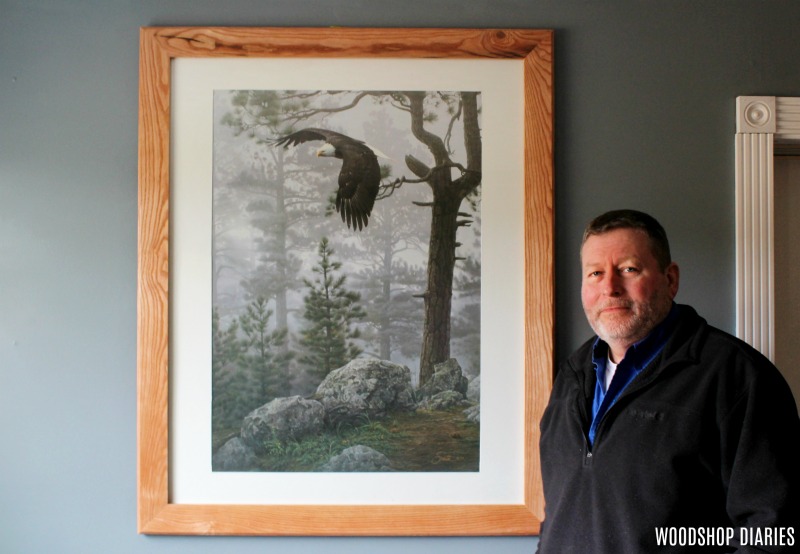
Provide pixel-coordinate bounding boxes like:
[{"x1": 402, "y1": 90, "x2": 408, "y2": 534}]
[{"x1": 138, "y1": 26, "x2": 553, "y2": 536}]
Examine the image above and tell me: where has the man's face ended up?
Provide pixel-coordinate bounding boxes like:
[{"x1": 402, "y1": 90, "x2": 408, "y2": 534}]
[{"x1": 580, "y1": 228, "x2": 679, "y2": 357}]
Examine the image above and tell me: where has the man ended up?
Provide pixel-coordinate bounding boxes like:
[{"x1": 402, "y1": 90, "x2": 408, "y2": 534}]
[{"x1": 537, "y1": 210, "x2": 799, "y2": 553}]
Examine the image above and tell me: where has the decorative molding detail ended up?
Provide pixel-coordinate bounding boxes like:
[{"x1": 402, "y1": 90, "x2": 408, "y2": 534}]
[
  {"x1": 737, "y1": 96, "x2": 775, "y2": 133},
  {"x1": 735, "y1": 96, "x2": 800, "y2": 362},
  {"x1": 775, "y1": 97, "x2": 800, "y2": 140}
]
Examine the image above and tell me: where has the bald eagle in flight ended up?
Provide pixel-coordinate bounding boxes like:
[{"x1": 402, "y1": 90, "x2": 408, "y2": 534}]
[{"x1": 271, "y1": 128, "x2": 381, "y2": 231}]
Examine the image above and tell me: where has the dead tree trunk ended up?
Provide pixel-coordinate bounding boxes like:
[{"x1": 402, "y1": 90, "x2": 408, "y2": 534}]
[{"x1": 406, "y1": 91, "x2": 482, "y2": 386}]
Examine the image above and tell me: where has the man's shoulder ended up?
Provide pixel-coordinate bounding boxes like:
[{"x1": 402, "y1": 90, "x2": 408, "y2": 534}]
[
  {"x1": 682, "y1": 308, "x2": 773, "y2": 368},
  {"x1": 674, "y1": 305, "x2": 787, "y2": 388}
]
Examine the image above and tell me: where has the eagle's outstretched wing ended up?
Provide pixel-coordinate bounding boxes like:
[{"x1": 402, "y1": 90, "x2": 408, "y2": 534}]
[
  {"x1": 270, "y1": 128, "x2": 339, "y2": 149},
  {"x1": 271, "y1": 128, "x2": 380, "y2": 231}
]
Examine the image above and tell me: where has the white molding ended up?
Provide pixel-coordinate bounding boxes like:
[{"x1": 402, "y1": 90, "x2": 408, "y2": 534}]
[
  {"x1": 735, "y1": 96, "x2": 800, "y2": 361},
  {"x1": 737, "y1": 96, "x2": 776, "y2": 133}
]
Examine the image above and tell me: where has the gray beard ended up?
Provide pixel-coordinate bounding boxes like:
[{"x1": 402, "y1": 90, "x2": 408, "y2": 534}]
[{"x1": 586, "y1": 295, "x2": 672, "y2": 349}]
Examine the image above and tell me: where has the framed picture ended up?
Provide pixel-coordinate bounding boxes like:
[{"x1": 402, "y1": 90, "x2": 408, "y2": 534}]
[{"x1": 138, "y1": 26, "x2": 553, "y2": 536}]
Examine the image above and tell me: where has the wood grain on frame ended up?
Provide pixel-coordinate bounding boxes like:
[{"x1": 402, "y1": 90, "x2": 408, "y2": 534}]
[{"x1": 138, "y1": 26, "x2": 553, "y2": 536}]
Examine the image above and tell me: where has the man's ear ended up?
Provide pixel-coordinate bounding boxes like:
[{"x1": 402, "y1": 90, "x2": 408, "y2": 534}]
[{"x1": 666, "y1": 262, "x2": 680, "y2": 299}]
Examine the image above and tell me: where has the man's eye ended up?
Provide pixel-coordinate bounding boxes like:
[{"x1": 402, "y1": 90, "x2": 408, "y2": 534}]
[{"x1": 622, "y1": 267, "x2": 638, "y2": 273}]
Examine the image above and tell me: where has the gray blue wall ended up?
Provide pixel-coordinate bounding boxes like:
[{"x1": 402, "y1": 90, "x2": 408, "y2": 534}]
[{"x1": 2, "y1": 1, "x2": 799, "y2": 552}]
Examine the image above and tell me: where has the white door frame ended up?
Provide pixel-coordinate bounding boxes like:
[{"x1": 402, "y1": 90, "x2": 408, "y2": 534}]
[{"x1": 735, "y1": 96, "x2": 800, "y2": 361}]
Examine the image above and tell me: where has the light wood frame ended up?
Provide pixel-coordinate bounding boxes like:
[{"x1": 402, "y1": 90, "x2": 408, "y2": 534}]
[
  {"x1": 138, "y1": 26, "x2": 554, "y2": 536},
  {"x1": 735, "y1": 96, "x2": 800, "y2": 361}
]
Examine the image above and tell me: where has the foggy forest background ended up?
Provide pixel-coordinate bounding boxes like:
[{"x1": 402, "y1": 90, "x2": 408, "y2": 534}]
[{"x1": 212, "y1": 89, "x2": 481, "y2": 434}]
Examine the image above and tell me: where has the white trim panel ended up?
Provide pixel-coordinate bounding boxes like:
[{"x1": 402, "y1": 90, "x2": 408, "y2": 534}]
[{"x1": 735, "y1": 96, "x2": 799, "y2": 361}]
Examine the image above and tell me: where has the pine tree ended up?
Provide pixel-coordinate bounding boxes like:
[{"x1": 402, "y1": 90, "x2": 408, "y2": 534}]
[
  {"x1": 211, "y1": 308, "x2": 249, "y2": 433},
  {"x1": 238, "y1": 297, "x2": 293, "y2": 404},
  {"x1": 219, "y1": 90, "x2": 329, "y2": 335},
  {"x1": 300, "y1": 238, "x2": 366, "y2": 381}
]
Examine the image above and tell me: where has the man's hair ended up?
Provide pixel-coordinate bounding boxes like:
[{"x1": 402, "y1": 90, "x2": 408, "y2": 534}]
[{"x1": 582, "y1": 209, "x2": 672, "y2": 270}]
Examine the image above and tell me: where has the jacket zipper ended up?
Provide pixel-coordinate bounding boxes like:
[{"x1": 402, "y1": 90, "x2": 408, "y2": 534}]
[{"x1": 575, "y1": 389, "x2": 594, "y2": 463}]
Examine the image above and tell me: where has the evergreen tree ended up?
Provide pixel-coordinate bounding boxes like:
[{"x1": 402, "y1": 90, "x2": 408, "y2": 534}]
[
  {"x1": 300, "y1": 238, "x2": 366, "y2": 381},
  {"x1": 211, "y1": 308, "x2": 249, "y2": 433},
  {"x1": 239, "y1": 297, "x2": 293, "y2": 404},
  {"x1": 219, "y1": 90, "x2": 330, "y2": 334}
]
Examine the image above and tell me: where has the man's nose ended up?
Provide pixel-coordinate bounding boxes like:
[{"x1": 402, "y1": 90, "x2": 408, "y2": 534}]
[{"x1": 602, "y1": 273, "x2": 622, "y2": 296}]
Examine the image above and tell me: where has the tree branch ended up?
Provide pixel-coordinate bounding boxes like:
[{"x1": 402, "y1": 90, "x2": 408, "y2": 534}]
[
  {"x1": 444, "y1": 97, "x2": 463, "y2": 155},
  {"x1": 406, "y1": 92, "x2": 451, "y2": 166},
  {"x1": 377, "y1": 160, "x2": 480, "y2": 200},
  {"x1": 278, "y1": 91, "x2": 374, "y2": 127}
]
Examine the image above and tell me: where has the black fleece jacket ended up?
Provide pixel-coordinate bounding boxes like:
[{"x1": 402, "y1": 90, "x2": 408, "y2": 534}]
[{"x1": 537, "y1": 305, "x2": 799, "y2": 553}]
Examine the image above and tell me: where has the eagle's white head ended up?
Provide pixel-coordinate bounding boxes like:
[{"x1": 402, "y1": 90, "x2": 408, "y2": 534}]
[{"x1": 316, "y1": 143, "x2": 337, "y2": 157}]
